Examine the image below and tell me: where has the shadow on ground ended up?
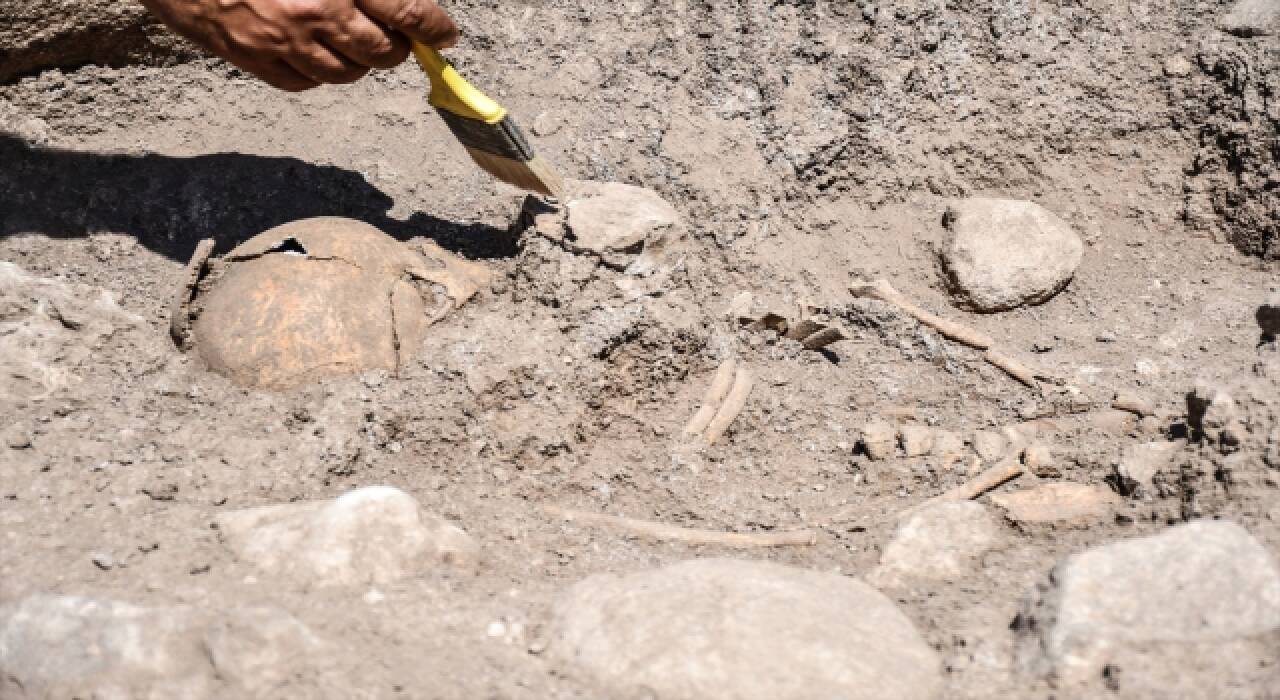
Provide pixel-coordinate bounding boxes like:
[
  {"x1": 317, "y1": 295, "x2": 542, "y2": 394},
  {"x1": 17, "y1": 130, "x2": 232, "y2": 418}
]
[{"x1": 0, "y1": 133, "x2": 516, "y2": 262}]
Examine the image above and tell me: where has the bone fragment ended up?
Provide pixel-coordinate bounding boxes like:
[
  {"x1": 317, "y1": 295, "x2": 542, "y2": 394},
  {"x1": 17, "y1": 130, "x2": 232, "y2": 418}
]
[
  {"x1": 683, "y1": 358, "x2": 738, "y2": 436},
  {"x1": 925, "y1": 457, "x2": 1024, "y2": 505},
  {"x1": 703, "y1": 368, "x2": 754, "y2": 445},
  {"x1": 1112, "y1": 392, "x2": 1155, "y2": 417},
  {"x1": 169, "y1": 238, "x2": 216, "y2": 349},
  {"x1": 850, "y1": 278, "x2": 993, "y2": 349},
  {"x1": 801, "y1": 327, "x2": 847, "y2": 350},
  {"x1": 544, "y1": 505, "x2": 816, "y2": 547},
  {"x1": 983, "y1": 349, "x2": 1040, "y2": 390}
]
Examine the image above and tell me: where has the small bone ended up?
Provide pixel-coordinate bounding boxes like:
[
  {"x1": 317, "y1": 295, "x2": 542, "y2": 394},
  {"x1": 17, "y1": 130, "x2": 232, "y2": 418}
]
[
  {"x1": 544, "y1": 505, "x2": 817, "y2": 547},
  {"x1": 683, "y1": 358, "x2": 738, "y2": 436},
  {"x1": 169, "y1": 238, "x2": 216, "y2": 349},
  {"x1": 703, "y1": 368, "x2": 754, "y2": 445},
  {"x1": 1112, "y1": 392, "x2": 1155, "y2": 417},
  {"x1": 983, "y1": 349, "x2": 1040, "y2": 390},
  {"x1": 925, "y1": 457, "x2": 1024, "y2": 505},
  {"x1": 850, "y1": 279, "x2": 993, "y2": 349},
  {"x1": 801, "y1": 326, "x2": 847, "y2": 350}
]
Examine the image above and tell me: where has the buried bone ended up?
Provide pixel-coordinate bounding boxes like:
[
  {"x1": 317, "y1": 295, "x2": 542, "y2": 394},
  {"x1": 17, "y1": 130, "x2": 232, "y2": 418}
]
[
  {"x1": 683, "y1": 359, "x2": 755, "y2": 445},
  {"x1": 171, "y1": 217, "x2": 487, "y2": 390}
]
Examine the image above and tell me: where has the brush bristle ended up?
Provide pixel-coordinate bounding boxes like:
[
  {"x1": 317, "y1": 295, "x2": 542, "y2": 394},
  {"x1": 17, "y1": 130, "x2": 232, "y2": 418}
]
[{"x1": 462, "y1": 147, "x2": 566, "y2": 199}]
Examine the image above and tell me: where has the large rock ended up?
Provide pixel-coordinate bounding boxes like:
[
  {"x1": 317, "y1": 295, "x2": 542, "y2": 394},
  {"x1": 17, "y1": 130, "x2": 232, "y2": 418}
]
[
  {"x1": 871, "y1": 501, "x2": 1001, "y2": 586},
  {"x1": 0, "y1": 0, "x2": 198, "y2": 82},
  {"x1": 215, "y1": 485, "x2": 478, "y2": 588},
  {"x1": 0, "y1": 594, "x2": 321, "y2": 699},
  {"x1": 940, "y1": 198, "x2": 1083, "y2": 312},
  {"x1": 524, "y1": 180, "x2": 685, "y2": 275},
  {"x1": 1015, "y1": 521, "x2": 1280, "y2": 694},
  {"x1": 1220, "y1": 0, "x2": 1280, "y2": 37},
  {"x1": 552, "y1": 558, "x2": 942, "y2": 700}
]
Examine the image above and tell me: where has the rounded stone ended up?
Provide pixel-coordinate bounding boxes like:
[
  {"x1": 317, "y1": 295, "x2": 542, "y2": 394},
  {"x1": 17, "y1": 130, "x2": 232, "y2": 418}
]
[
  {"x1": 940, "y1": 198, "x2": 1083, "y2": 312},
  {"x1": 552, "y1": 558, "x2": 942, "y2": 700}
]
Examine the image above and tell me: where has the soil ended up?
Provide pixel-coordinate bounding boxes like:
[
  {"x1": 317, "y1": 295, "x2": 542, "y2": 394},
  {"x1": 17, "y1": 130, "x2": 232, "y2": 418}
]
[{"x1": 1, "y1": 0, "x2": 1279, "y2": 698}]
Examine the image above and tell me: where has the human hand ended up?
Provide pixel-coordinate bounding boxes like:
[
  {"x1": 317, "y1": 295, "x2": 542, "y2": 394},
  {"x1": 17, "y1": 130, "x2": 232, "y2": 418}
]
[{"x1": 141, "y1": 0, "x2": 458, "y2": 91}]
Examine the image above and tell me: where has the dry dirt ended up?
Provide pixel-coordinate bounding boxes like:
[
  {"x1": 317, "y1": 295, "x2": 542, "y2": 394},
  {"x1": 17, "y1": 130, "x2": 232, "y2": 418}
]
[{"x1": 2, "y1": 0, "x2": 1279, "y2": 698}]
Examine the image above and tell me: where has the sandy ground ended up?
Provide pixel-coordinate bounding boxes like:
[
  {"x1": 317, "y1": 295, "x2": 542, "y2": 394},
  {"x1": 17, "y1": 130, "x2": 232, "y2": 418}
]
[{"x1": 2, "y1": 0, "x2": 1279, "y2": 697}]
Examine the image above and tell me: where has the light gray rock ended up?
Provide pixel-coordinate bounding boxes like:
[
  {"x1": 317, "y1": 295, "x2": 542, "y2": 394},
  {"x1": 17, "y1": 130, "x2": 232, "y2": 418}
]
[
  {"x1": 0, "y1": 594, "x2": 320, "y2": 699},
  {"x1": 1220, "y1": 0, "x2": 1280, "y2": 37},
  {"x1": 871, "y1": 501, "x2": 1001, "y2": 586},
  {"x1": 899, "y1": 425, "x2": 934, "y2": 458},
  {"x1": 1015, "y1": 521, "x2": 1280, "y2": 693},
  {"x1": 561, "y1": 181, "x2": 682, "y2": 272},
  {"x1": 553, "y1": 558, "x2": 942, "y2": 700},
  {"x1": 860, "y1": 419, "x2": 897, "y2": 460},
  {"x1": 971, "y1": 430, "x2": 1009, "y2": 462},
  {"x1": 940, "y1": 199, "x2": 1083, "y2": 312},
  {"x1": 215, "y1": 485, "x2": 478, "y2": 588},
  {"x1": 1114, "y1": 441, "x2": 1182, "y2": 498}
]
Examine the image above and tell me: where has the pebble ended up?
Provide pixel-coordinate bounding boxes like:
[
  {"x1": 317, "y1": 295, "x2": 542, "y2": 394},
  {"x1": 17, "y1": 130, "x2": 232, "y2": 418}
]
[
  {"x1": 1021, "y1": 443, "x2": 1057, "y2": 477},
  {"x1": 552, "y1": 558, "x2": 942, "y2": 700},
  {"x1": 971, "y1": 430, "x2": 1009, "y2": 462},
  {"x1": 1015, "y1": 521, "x2": 1280, "y2": 693},
  {"x1": 1113, "y1": 441, "x2": 1182, "y2": 498},
  {"x1": 990, "y1": 482, "x2": 1119, "y2": 524},
  {"x1": 215, "y1": 485, "x2": 478, "y2": 589},
  {"x1": 860, "y1": 419, "x2": 897, "y2": 460},
  {"x1": 0, "y1": 594, "x2": 321, "y2": 698},
  {"x1": 899, "y1": 425, "x2": 934, "y2": 458},
  {"x1": 940, "y1": 198, "x2": 1083, "y2": 312},
  {"x1": 870, "y1": 501, "x2": 1001, "y2": 586},
  {"x1": 1220, "y1": 0, "x2": 1279, "y2": 37}
]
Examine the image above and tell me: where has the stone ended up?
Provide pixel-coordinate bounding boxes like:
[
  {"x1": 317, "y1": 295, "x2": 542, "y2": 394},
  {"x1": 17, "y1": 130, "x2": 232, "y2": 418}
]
[
  {"x1": 179, "y1": 218, "x2": 487, "y2": 389},
  {"x1": 971, "y1": 430, "x2": 1009, "y2": 462},
  {"x1": 1220, "y1": 0, "x2": 1280, "y2": 37},
  {"x1": 929, "y1": 430, "x2": 966, "y2": 462},
  {"x1": 870, "y1": 501, "x2": 1001, "y2": 586},
  {"x1": 1021, "y1": 443, "x2": 1057, "y2": 477},
  {"x1": 1187, "y1": 380, "x2": 1243, "y2": 452},
  {"x1": 1114, "y1": 441, "x2": 1182, "y2": 498},
  {"x1": 940, "y1": 198, "x2": 1084, "y2": 312},
  {"x1": 535, "y1": 180, "x2": 684, "y2": 274},
  {"x1": 215, "y1": 485, "x2": 478, "y2": 588},
  {"x1": 1258, "y1": 292, "x2": 1280, "y2": 337},
  {"x1": 0, "y1": 0, "x2": 199, "y2": 82},
  {"x1": 991, "y1": 482, "x2": 1118, "y2": 524},
  {"x1": 0, "y1": 594, "x2": 321, "y2": 699},
  {"x1": 860, "y1": 419, "x2": 897, "y2": 460},
  {"x1": 899, "y1": 425, "x2": 934, "y2": 458},
  {"x1": 1015, "y1": 521, "x2": 1280, "y2": 693},
  {"x1": 552, "y1": 558, "x2": 942, "y2": 700}
]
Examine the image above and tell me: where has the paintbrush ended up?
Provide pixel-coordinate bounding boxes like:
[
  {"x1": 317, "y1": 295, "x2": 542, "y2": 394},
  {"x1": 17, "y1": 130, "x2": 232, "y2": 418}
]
[{"x1": 411, "y1": 42, "x2": 565, "y2": 199}]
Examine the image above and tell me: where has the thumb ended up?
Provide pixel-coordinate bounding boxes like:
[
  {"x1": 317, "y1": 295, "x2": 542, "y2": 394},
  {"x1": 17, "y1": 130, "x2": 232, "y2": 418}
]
[{"x1": 357, "y1": 0, "x2": 458, "y2": 48}]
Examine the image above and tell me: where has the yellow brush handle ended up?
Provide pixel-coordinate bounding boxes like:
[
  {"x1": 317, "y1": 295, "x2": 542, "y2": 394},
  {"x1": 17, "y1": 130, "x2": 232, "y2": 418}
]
[{"x1": 410, "y1": 42, "x2": 508, "y2": 125}]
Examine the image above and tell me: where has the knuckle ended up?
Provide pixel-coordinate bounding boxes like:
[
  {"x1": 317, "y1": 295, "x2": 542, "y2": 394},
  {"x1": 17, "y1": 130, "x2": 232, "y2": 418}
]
[
  {"x1": 389, "y1": 0, "x2": 427, "y2": 29},
  {"x1": 279, "y1": 0, "x2": 330, "y2": 21}
]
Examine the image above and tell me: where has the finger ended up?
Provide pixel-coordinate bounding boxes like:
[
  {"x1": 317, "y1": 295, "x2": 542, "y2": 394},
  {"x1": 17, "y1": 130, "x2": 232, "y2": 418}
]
[
  {"x1": 285, "y1": 43, "x2": 371, "y2": 84},
  {"x1": 357, "y1": 0, "x2": 458, "y2": 48},
  {"x1": 325, "y1": 11, "x2": 410, "y2": 69},
  {"x1": 226, "y1": 53, "x2": 321, "y2": 92}
]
